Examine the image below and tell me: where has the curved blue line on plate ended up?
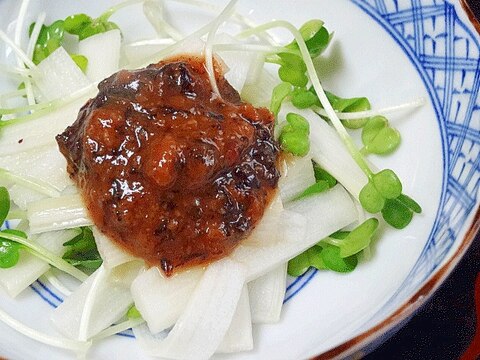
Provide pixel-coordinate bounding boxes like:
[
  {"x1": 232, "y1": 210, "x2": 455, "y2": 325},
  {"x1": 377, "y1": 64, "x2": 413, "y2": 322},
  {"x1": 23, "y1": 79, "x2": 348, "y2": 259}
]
[
  {"x1": 36, "y1": 279, "x2": 63, "y2": 303},
  {"x1": 284, "y1": 269, "x2": 318, "y2": 304},
  {"x1": 29, "y1": 283, "x2": 58, "y2": 309}
]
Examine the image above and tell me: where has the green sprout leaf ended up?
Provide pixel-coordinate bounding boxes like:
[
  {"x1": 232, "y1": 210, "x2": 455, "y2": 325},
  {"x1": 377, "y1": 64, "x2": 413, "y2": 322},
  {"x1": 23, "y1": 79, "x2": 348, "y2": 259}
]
[
  {"x1": 397, "y1": 193, "x2": 422, "y2": 214},
  {"x1": 70, "y1": 54, "x2": 88, "y2": 73},
  {"x1": 64, "y1": 13, "x2": 119, "y2": 41},
  {"x1": 291, "y1": 88, "x2": 320, "y2": 109},
  {"x1": 361, "y1": 116, "x2": 401, "y2": 155},
  {"x1": 127, "y1": 305, "x2": 143, "y2": 320},
  {"x1": 277, "y1": 53, "x2": 308, "y2": 87},
  {"x1": 270, "y1": 82, "x2": 292, "y2": 116},
  {"x1": 381, "y1": 198, "x2": 413, "y2": 229},
  {"x1": 63, "y1": 227, "x2": 102, "y2": 271},
  {"x1": 360, "y1": 170, "x2": 420, "y2": 228},
  {"x1": 359, "y1": 180, "x2": 385, "y2": 213},
  {"x1": 293, "y1": 180, "x2": 329, "y2": 201},
  {"x1": 0, "y1": 230, "x2": 26, "y2": 269},
  {"x1": 325, "y1": 91, "x2": 371, "y2": 129},
  {"x1": 63, "y1": 14, "x2": 92, "y2": 34},
  {"x1": 0, "y1": 186, "x2": 10, "y2": 226},
  {"x1": 287, "y1": 246, "x2": 326, "y2": 277},
  {"x1": 312, "y1": 163, "x2": 337, "y2": 188},
  {"x1": 372, "y1": 169, "x2": 402, "y2": 199},
  {"x1": 335, "y1": 218, "x2": 379, "y2": 258},
  {"x1": 286, "y1": 20, "x2": 330, "y2": 58},
  {"x1": 320, "y1": 244, "x2": 357, "y2": 273},
  {"x1": 29, "y1": 20, "x2": 65, "y2": 65},
  {"x1": 279, "y1": 113, "x2": 310, "y2": 156}
]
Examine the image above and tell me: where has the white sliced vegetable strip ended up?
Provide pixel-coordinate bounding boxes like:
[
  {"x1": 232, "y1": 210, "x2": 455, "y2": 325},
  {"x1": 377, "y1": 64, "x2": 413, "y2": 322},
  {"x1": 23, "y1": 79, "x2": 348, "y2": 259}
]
[
  {"x1": 92, "y1": 226, "x2": 137, "y2": 269},
  {"x1": 78, "y1": 30, "x2": 121, "y2": 82},
  {"x1": 140, "y1": 258, "x2": 246, "y2": 360},
  {"x1": 123, "y1": 39, "x2": 175, "y2": 65},
  {"x1": 79, "y1": 265, "x2": 109, "y2": 341},
  {"x1": 248, "y1": 263, "x2": 287, "y2": 324},
  {"x1": 0, "y1": 144, "x2": 72, "y2": 193},
  {"x1": 0, "y1": 169, "x2": 60, "y2": 198},
  {"x1": 143, "y1": 0, "x2": 183, "y2": 40},
  {"x1": 8, "y1": 184, "x2": 46, "y2": 210},
  {"x1": 280, "y1": 104, "x2": 368, "y2": 199},
  {"x1": 214, "y1": 33, "x2": 258, "y2": 93},
  {"x1": 242, "y1": 194, "x2": 289, "y2": 247},
  {"x1": 51, "y1": 262, "x2": 142, "y2": 340},
  {"x1": 27, "y1": 194, "x2": 92, "y2": 234},
  {"x1": 0, "y1": 229, "x2": 78, "y2": 297},
  {"x1": 93, "y1": 317, "x2": 144, "y2": 341},
  {"x1": 232, "y1": 185, "x2": 356, "y2": 281},
  {"x1": 241, "y1": 68, "x2": 279, "y2": 108},
  {"x1": 31, "y1": 47, "x2": 91, "y2": 101},
  {"x1": 278, "y1": 155, "x2": 316, "y2": 203},
  {"x1": 0, "y1": 98, "x2": 86, "y2": 156},
  {"x1": 216, "y1": 285, "x2": 253, "y2": 354},
  {"x1": 131, "y1": 266, "x2": 204, "y2": 334}
]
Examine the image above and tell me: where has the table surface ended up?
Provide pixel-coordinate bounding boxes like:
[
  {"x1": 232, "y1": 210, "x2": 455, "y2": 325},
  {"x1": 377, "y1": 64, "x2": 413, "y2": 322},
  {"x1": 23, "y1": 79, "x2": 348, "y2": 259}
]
[{"x1": 365, "y1": 2, "x2": 480, "y2": 359}]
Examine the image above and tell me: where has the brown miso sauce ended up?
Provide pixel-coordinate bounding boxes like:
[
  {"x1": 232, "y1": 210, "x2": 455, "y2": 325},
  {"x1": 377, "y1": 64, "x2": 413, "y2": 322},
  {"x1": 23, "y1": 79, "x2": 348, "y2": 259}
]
[{"x1": 56, "y1": 55, "x2": 280, "y2": 275}]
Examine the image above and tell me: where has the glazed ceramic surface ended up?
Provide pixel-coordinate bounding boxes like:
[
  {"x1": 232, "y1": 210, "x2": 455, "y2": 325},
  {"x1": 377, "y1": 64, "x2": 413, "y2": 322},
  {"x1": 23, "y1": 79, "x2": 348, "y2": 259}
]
[{"x1": 0, "y1": 0, "x2": 478, "y2": 359}]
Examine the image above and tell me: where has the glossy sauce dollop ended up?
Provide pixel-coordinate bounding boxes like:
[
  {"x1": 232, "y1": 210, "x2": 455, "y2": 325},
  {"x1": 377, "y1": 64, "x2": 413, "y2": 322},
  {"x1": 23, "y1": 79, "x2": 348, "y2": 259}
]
[{"x1": 56, "y1": 56, "x2": 280, "y2": 275}]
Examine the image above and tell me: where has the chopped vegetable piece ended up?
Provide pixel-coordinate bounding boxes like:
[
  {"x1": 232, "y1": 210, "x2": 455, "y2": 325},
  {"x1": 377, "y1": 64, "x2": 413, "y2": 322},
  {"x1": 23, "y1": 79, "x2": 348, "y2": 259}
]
[
  {"x1": 293, "y1": 180, "x2": 329, "y2": 201},
  {"x1": 312, "y1": 163, "x2": 337, "y2": 188},
  {"x1": 63, "y1": 13, "x2": 119, "y2": 40},
  {"x1": 70, "y1": 54, "x2": 88, "y2": 73},
  {"x1": 0, "y1": 187, "x2": 10, "y2": 225},
  {"x1": 127, "y1": 306, "x2": 143, "y2": 320},
  {"x1": 277, "y1": 53, "x2": 308, "y2": 87},
  {"x1": 29, "y1": 20, "x2": 65, "y2": 65},
  {"x1": 270, "y1": 82, "x2": 292, "y2": 116},
  {"x1": 361, "y1": 116, "x2": 401, "y2": 155},
  {"x1": 286, "y1": 20, "x2": 330, "y2": 58},
  {"x1": 319, "y1": 244, "x2": 357, "y2": 273},
  {"x1": 62, "y1": 227, "x2": 102, "y2": 271},
  {"x1": 330, "y1": 218, "x2": 379, "y2": 258},
  {"x1": 0, "y1": 230, "x2": 26, "y2": 268},
  {"x1": 279, "y1": 113, "x2": 310, "y2": 156}
]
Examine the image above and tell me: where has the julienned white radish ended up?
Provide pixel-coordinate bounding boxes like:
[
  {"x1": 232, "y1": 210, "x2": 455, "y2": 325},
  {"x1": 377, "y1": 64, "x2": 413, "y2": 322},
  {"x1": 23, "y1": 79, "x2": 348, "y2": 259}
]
[
  {"x1": 0, "y1": 229, "x2": 78, "y2": 298},
  {"x1": 78, "y1": 30, "x2": 122, "y2": 82},
  {"x1": 0, "y1": 98, "x2": 87, "y2": 156},
  {"x1": 241, "y1": 194, "x2": 284, "y2": 247},
  {"x1": 31, "y1": 47, "x2": 91, "y2": 102},
  {"x1": 0, "y1": 144, "x2": 72, "y2": 193},
  {"x1": 51, "y1": 261, "x2": 143, "y2": 340},
  {"x1": 248, "y1": 263, "x2": 287, "y2": 324},
  {"x1": 279, "y1": 103, "x2": 369, "y2": 200},
  {"x1": 232, "y1": 185, "x2": 357, "y2": 281},
  {"x1": 131, "y1": 266, "x2": 204, "y2": 334},
  {"x1": 278, "y1": 154, "x2": 316, "y2": 203},
  {"x1": 91, "y1": 226, "x2": 137, "y2": 269},
  {"x1": 216, "y1": 286, "x2": 253, "y2": 353},
  {"x1": 136, "y1": 258, "x2": 246, "y2": 360},
  {"x1": 214, "y1": 33, "x2": 258, "y2": 93},
  {"x1": 241, "y1": 68, "x2": 279, "y2": 108},
  {"x1": 8, "y1": 184, "x2": 46, "y2": 210},
  {"x1": 27, "y1": 194, "x2": 92, "y2": 234},
  {"x1": 123, "y1": 39, "x2": 175, "y2": 65}
]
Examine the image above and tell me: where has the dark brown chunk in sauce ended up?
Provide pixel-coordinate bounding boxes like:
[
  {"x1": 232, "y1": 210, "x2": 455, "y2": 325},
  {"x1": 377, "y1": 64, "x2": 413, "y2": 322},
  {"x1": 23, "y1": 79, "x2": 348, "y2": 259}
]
[{"x1": 56, "y1": 56, "x2": 280, "y2": 275}]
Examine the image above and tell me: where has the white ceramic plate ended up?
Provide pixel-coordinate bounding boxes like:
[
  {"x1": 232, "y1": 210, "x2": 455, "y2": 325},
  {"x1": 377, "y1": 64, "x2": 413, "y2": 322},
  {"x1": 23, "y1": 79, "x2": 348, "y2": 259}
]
[{"x1": 0, "y1": 1, "x2": 478, "y2": 359}]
